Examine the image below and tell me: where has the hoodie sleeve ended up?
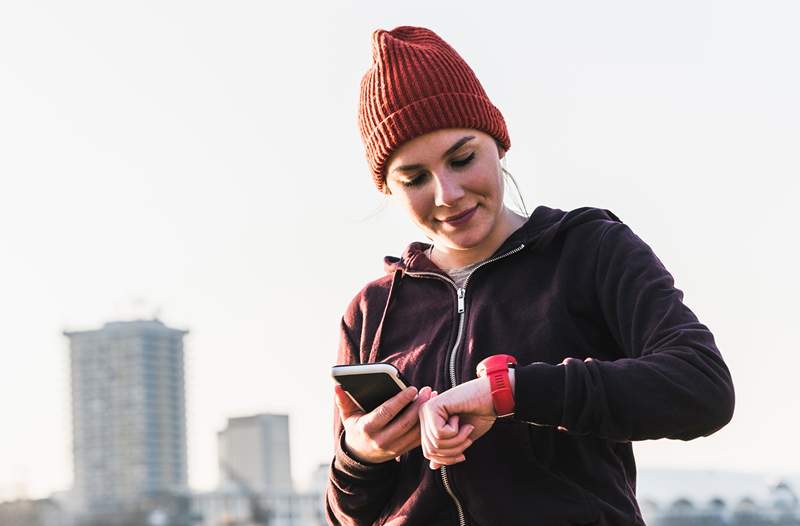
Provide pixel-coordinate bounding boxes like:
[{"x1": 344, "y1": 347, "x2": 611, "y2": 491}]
[
  {"x1": 325, "y1": 317, "x2": 400, "y2": 526},
  {"x1": 514, "y1": 221, "x2": 735, "y2": 441}
]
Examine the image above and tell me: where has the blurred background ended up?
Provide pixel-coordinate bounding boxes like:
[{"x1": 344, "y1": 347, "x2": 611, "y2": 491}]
[{"x1": 1, "y1": 1, "x2": 798, "y2": 524}]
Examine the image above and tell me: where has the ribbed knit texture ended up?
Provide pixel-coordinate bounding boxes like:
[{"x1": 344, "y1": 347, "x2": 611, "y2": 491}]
[{"x1": 358, "y1": 26, "x2": 510, "y2": 192}]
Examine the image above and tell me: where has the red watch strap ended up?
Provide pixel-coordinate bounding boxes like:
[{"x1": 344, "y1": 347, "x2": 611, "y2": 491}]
[{"x1": 476, "y1": 355, "x2": 517, "y2": 417}]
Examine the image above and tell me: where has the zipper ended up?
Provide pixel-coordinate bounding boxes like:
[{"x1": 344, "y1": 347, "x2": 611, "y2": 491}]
[{"x1": 404, "y1": 243, "x2": 526, "y2": 526}]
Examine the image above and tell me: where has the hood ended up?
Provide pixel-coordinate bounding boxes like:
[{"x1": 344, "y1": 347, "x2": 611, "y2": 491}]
[{"x1": 382, "y1": 205, "x2": 622, "y2": 275}]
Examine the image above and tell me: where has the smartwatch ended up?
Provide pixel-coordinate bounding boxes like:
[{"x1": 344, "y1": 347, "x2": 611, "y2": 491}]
[{"x1": 476, "y1": 354, "x2": 517, "y2": 418}]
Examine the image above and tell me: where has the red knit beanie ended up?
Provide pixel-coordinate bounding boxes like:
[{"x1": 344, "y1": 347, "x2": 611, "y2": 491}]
[{"x1": 358, "y1": 26, "x2": 511, "y2": 192}]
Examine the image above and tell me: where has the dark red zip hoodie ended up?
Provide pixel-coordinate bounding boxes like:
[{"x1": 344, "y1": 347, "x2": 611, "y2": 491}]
[{"x1": 326, "y1": 205, "x2": 735, "y2": 526}]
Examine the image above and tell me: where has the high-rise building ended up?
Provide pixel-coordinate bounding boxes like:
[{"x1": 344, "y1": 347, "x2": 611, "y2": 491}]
[
  {"x1": 64, "y1": 319, "x2": 189, "y2": 514},
  {"x1": 217, "y1": 414, "x2": 292, "y2": 496}
]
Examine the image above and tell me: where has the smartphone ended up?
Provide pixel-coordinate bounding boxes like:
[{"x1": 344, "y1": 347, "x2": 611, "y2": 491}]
[{"x1": 331, "y1": 363, "x2": 410, "y2": 413}]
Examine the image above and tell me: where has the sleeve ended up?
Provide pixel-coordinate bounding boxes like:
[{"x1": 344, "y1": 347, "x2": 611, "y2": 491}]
[
  {"x1": 513, "y1": 221, "x2": 735, "y2": 441},
  {"x1": 325, "y1": 317, "x2": 400, "y2": 526}
]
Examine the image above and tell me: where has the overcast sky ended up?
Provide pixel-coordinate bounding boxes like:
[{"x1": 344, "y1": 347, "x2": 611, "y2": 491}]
[{"x1": 1, "y1": 1, "x2": 798, "y2": 499}]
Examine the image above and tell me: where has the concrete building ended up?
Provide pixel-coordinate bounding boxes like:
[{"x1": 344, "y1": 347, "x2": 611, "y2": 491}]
[
  {"x1": 0, "y1": 498, "x2": 71, "y2": 526},
  {"x1": 64, "y1": 319, "x2": 189, "y2": 515},
  {"x1": 191, "y1": 489, "x2": 325, "y2": 526},
  {"x1": 218, "y1": 414, "x2": 292, "y2": 496}
]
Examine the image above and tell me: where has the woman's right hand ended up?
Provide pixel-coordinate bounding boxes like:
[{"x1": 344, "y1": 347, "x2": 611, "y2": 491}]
[{"x1": 335, "y1": 384, "x2": 433, "y2": 464}]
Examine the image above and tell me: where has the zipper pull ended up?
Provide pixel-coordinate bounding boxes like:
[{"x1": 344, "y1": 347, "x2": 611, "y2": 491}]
[{"x1": 457, "y1": 288, "x2": 465, "y2": 313}]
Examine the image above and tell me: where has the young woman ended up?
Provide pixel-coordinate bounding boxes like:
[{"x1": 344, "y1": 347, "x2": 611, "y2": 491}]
[{"x1": 326, "y1": 26, "x2": 735, "y2": 526}]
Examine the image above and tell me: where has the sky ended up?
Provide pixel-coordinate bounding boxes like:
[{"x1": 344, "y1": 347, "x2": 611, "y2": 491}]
[{"x1": 1, "y1": 0, "x2": 798, "y2": 500}]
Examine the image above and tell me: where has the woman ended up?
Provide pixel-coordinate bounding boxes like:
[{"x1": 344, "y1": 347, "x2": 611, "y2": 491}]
[{"x1": 326, "y1": 26, "x2": 734, "y2": 526}]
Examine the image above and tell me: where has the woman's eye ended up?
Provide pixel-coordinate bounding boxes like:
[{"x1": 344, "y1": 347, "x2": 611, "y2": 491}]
[
  {"x1": 402, "y1": 173, "x2": 427, "y2": 187},
  {"x1": 451, "y1": 152, "x2": 475, "y2": 167}
]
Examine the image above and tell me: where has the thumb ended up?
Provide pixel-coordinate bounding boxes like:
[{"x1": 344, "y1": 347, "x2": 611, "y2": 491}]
[
  {"x1": 444, "y1": 413, "x2": 460, "y2": 434},
  {"x1": 334, "y1": 384, "x2": 363, "y2": 420}
]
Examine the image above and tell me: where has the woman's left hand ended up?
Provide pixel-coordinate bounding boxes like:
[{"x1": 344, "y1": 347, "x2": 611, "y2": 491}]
[{"x1": 418, "y1": 376, "x2": 497, "y2": 469}]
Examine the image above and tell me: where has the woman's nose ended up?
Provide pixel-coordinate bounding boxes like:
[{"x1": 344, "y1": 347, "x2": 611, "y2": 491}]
[{"x1": 433, "y1": 172, "x2": 465, "y2": 207}]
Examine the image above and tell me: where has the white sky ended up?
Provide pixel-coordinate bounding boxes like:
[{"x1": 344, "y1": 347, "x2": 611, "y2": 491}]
[{"x1": 1, "y1": 0, "x2": 798, "y2": 500}]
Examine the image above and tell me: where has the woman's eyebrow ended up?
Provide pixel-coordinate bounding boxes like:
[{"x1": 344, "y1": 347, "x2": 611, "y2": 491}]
[{"x1": 392, "y1": 136, "x2": 476, "y2": 174}]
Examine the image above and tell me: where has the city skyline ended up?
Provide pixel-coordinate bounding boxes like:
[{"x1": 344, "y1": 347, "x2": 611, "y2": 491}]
[{"x1": 2, "y1": 0, "x2": 799, "y2": 501}]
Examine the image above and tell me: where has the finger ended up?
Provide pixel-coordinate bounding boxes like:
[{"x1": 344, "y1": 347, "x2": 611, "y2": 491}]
[
  {"x1": 372, "y1": 388, "x2": 429, "y2": 450},
  {"x1": 393, "y1": 422, "x2": 422, "y2": 457},
  {"x1": 428, "y1": 440, "x2": 473, "y2": 459},
  {"x1": 420, "y1": 406, "x2": 441, "y2": 458},
  {"x1": 430, "y1": 413, "x2": 460, "y2": 441},
  {"x1": 334, "y1": 384, "x2": 364, "y2": 420},
  {"x1": 428, "y1": 424, "x2": 474, "y2": 450},
  {"x1": 425, "y1": 425, "x2": 471, "y2": 461},
  {"x1": 388, "y1": 416, "x2": 421, "y2": 448},
  {"x1": 427, "y1": 454, "x2": 466, "y2": 468},
  {"x1": 374, "y1": 388, "x2": 430, "y2": 462},
  {"x1": 423, "y1": 423, "x2": 473, "y2": 460},
  {"x1": 389, "y1": 386, "x2": 432, "y2": 436},
  {"x1": 363, "y1": 386, "x2": 418, "y2": 432},
  {"x1": 445, "y1": 414, "x2": 460, "y2": 436},
  {"x1": 427, "y1": 454, "x2": 466, "y2": 469},
  {"x1": 426, "y1": 437, "x2": 473, "y2": 458}
]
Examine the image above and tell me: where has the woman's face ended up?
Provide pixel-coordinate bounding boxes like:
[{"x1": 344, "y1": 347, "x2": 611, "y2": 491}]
[{"x1": 384, "y1": 128, "x2": 507, "y2": 255}]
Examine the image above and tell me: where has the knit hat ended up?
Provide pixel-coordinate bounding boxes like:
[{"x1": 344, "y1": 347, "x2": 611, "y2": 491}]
[{"x1": 358, "y1": 26, "x2": 510, "y2": 192}]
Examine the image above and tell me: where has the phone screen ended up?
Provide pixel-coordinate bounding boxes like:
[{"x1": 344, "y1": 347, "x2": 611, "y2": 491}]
[{"x1": 337, "y1": 372, "x2": 405, "y2": 413}]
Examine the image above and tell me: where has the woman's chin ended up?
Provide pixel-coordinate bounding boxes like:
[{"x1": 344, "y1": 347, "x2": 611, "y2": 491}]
[
  {"x1": 434, "y1": 234, "x2": 490, "y2": 253},
  {"x1": 434, "y1": 223, "x2": 494, "y2": 250}
]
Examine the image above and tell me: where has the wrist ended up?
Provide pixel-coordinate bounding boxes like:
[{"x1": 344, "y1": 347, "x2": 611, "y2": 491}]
[
  {"x1": 341, "y1": 431, "x2": 385, "y2": 465},
  {"x1": 476, "y1": 354, "x2": 517, "y2": 418},
  {"x1": 334, "y1": 429, "x2": 397, "y2": 479}
]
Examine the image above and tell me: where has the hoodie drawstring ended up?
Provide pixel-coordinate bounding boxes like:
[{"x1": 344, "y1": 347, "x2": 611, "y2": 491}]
[{"x1": 369, "y1": 268, "x2": 403, "y2": 362}]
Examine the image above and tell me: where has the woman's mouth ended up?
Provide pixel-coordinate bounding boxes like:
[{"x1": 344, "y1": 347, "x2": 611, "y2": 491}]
[{"x1": 441, "y1": 205, "x2": 478, "y2": 226}]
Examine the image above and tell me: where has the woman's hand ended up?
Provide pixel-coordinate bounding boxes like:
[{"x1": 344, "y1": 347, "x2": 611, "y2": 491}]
[
  {"x1": 335, "y1": 384, "x2": 434, "y2": 464},
  {"x1": 419, "y1": 376, "x2": 497, "y2": 469}
]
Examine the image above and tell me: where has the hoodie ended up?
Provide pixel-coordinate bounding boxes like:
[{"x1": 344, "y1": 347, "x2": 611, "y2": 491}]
[{"x1": 326, "y1": 205, "x2": 735, "y2": 526}]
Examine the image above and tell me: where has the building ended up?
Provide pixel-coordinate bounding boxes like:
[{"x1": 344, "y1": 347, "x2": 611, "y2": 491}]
[
  {"x1": 0, "y1": 498, "x2": 71, "y2": 526},
  {"x1": 190, "y1": 413, "x2": 313, "y2": 526},
  {"x1": 218, "y1": 414, "x2": 293, "y2": 496},
  {"x1": 64, "y1": 319, "x2": 189, "y2": 515},
  {"x1": 191, "y1": 488, "x2": 325, "y2": 526}
]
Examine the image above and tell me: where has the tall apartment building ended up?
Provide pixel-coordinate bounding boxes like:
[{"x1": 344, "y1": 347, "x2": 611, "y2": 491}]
[
  {"x1": 65, "y1": 319, "x2": 189, "y2": 514},
  {"x1": 217, "y1": 414, "x2": 293, "y2": 496}
]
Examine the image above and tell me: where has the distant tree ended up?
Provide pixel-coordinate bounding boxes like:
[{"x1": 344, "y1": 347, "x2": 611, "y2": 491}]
[
  {"x1": 670, "y1": 497, "x2": 695, "y2": 511},
  {"x1": 709, "y1": 496, "x2": 726, "y2": 510}
]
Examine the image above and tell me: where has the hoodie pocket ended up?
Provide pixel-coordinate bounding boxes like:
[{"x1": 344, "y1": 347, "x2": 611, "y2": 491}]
[{"x1": 518, "y1": 421, "x2": 602, "y2": 524}]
